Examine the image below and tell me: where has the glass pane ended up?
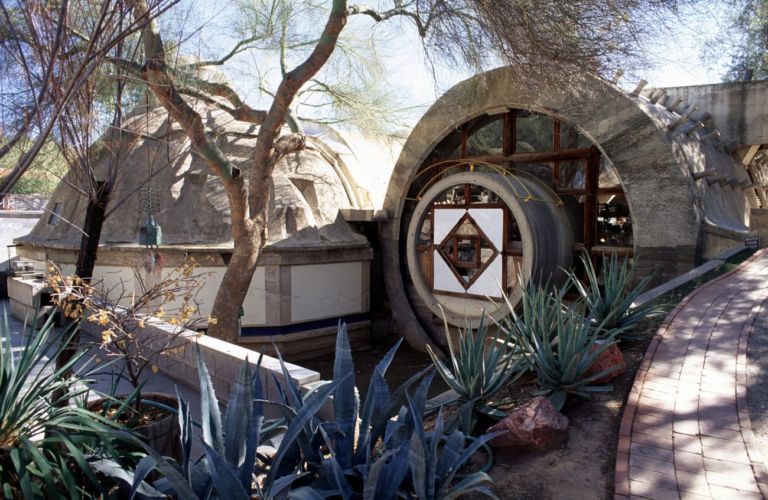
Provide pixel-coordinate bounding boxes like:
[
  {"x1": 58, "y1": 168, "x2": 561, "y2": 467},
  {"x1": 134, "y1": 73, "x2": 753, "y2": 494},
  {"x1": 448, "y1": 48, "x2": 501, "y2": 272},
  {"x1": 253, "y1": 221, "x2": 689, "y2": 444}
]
[
  {"x1": 516, "y1": 112, "x2": 553, "y2": 152},
  {"x1": 560, "y1": 122, "x2": 592, "y2": 149},
  {"x1": 416, "y1": 212, "x2": 431, "y2": 245},
  {"x1": 560, "y1": 160, "x2": 586, "y2": 190},
  {"x1": 469, "y1": 184, "x2": 500, "y2": 204},
  {"x1": 597, "y1": 194, "x2": 633, "y2": 246},
  {"x1": 467, "y1": 119, "x2": 503, "y2": 156},
  {"x1": 599, "y1": 158, "x2": 622, "y2": 189},
  {"x1": 455, "y1": 218, "x2": 479, "y2": 236},
  {"x1": 48, "y1": 202, "x2": 62, "y2": 225},
  {"x1": 433, "y1": 184, "x2": 466, "y2": 205},
  {"x1": 456, "y1": 238, "x2": 478, "y2": 265},
  {"x1": 513, "y1": 162, "x2": 554, "y2": 186}
]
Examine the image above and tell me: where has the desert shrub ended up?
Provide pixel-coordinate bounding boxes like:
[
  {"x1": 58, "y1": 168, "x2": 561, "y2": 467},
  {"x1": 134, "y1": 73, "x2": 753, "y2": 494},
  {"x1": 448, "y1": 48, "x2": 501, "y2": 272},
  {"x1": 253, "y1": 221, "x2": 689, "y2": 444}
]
[
  {"x1": 0, "y1": 311, "x2": 128, "y2": 497},
  {"x1": 568, "y1": 252, "x2": 662, "y2": 339},
  {"x1": 427, "y1": 314, "x2": 524, "y2": 435},
  {"x1": 501, "y1": 284, "x2": 621, "y2": 411}
]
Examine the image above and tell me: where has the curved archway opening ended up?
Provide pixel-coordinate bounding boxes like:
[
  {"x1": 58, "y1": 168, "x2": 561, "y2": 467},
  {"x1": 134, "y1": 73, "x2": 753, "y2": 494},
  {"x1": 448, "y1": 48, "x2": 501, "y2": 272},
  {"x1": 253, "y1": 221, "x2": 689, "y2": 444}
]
[{"x1": 398, "y1": 109, "x2": 635, "y2": 337}]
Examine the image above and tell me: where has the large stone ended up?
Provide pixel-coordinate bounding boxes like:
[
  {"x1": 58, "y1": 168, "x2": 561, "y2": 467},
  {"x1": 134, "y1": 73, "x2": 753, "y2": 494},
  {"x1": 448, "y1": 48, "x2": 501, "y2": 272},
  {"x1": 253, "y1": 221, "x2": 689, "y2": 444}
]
[
  {"x1": 486, "y1": 397, "x2": 569, "y2": 451},
  {"x1": 584, "y1": 341, "x2": 627, "y2": 384}
]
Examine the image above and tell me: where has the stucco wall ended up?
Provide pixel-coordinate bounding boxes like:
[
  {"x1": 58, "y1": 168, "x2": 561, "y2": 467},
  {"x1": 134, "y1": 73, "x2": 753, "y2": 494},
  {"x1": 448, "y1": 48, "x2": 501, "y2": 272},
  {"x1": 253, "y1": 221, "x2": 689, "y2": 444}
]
[
  {"x1": 290, "y1": 261, "x2": 366, "y2": 323},
  {"x1": 663, "y1": 81, "x2": 768, "y2": 147},
  {"x1": 381, "y1": 68, "x2": 710, "y2": 350}
]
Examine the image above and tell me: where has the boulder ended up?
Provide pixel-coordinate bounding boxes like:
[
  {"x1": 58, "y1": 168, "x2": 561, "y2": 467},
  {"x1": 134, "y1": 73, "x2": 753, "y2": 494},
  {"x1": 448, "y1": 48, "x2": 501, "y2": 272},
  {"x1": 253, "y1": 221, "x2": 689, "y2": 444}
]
[
  {"x1": 584, "y1": 341, "x2": 627, "y2": 384},
  {"x1": 486, "y1": 396, "x2": 569, "y2": 451}
]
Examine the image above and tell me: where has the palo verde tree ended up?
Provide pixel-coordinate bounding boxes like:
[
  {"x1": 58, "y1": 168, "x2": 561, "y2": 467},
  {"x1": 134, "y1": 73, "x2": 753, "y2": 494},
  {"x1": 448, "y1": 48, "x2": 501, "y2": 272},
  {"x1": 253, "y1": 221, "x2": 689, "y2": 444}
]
[
  {"x1": 4, "y1": 0, "x2": 685, "y2": 343},
  {"x1": 121, "y1": 0, "x2": 685, "y2": 342}
]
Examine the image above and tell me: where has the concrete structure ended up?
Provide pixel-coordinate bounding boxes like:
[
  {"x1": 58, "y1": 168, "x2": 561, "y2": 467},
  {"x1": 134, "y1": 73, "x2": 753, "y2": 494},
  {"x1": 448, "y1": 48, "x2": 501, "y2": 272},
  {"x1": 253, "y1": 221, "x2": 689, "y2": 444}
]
[
  {"x1": 381, "y1": 69, "x2": 755, "y2": 350},
  {"x1": 663, "y1": 81, "x2": 768, "y2": 228},
  {"x1": 663, "y1": 81, "x2": 768, "y2": 148},
  {"x1": 6, "y1": 68, "x2": 767, "y2": 354},
  {"x1": 9, "y1": 94, "x2": 397, "y2": 359},
  {"x1": 0, "y1": 211, "x2": 40, "y2": 285}
]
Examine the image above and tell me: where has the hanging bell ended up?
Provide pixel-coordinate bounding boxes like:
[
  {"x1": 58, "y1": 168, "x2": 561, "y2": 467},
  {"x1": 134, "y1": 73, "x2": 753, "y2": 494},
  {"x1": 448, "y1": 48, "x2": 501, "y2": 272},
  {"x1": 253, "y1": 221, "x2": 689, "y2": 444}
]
[{"x1": 139, "y1": 215, "x2": 163, "y2": 247}]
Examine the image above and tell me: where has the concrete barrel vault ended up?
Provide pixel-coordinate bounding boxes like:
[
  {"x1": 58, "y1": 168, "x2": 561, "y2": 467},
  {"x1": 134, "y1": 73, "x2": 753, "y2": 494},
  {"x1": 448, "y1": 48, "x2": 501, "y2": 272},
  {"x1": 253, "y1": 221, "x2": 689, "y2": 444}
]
[{"x1": 381, "y1": 67, "x2": 707, "y2": 351}]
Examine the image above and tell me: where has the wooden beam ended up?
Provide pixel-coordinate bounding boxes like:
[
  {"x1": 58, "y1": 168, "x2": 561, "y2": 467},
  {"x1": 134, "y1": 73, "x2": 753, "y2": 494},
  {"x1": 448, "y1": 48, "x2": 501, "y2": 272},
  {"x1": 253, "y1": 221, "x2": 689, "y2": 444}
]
[
  {"x1": 462, "y1": 147, "x2": 593, "y2": 165},
  {"x1": 742, "y1": 144, "x2": 762, "y2": 165}
]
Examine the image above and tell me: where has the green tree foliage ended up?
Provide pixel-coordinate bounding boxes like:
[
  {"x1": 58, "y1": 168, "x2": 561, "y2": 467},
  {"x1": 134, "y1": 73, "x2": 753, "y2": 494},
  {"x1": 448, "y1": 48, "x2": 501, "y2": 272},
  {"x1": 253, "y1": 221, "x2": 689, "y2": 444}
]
[
  {"x1": 0, "y1": 138, "x2": 66, "y2": 194},
  {"x1": 705, "y1": 0, "x2": 768, "y2": 81}
]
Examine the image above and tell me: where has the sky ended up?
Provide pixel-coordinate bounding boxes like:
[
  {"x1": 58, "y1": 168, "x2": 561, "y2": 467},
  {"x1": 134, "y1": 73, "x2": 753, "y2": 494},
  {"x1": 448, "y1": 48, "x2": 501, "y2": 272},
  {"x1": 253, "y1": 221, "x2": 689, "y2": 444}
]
[{"x1": 176, "y1": 0, "x2": 736, "y2": 128}]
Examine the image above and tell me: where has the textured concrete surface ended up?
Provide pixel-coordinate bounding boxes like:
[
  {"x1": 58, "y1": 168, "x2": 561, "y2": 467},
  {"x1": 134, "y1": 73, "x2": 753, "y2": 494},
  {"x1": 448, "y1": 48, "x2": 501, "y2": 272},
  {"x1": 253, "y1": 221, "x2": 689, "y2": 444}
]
[
  {"x1": 381, "y1": 68, "x2": 750, "y2": 351},
  {"x1": 17, "y1": 98, "x2": 369, "y2": 250},
  {"x1": 663, "y1": 81, "x2": 768, "y2": 147}
]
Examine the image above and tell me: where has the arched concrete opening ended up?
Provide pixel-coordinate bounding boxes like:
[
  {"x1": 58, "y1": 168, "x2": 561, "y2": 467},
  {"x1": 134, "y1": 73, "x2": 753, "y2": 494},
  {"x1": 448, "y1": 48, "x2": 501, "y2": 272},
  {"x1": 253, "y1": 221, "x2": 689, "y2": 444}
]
[
  {"x1": 382, "y1": 67, "x2": 703, "y2": 351},
  {"x1": 405, "y1": 171, "x2": 573, "y2": 329}
]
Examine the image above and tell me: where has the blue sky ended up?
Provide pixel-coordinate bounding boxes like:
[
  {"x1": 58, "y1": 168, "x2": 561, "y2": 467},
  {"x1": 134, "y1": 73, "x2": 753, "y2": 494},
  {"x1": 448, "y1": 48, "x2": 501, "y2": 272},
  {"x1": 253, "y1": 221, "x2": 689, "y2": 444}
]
[{"x1": 179, "y1": 0, "x2": 734, "y2": 127}]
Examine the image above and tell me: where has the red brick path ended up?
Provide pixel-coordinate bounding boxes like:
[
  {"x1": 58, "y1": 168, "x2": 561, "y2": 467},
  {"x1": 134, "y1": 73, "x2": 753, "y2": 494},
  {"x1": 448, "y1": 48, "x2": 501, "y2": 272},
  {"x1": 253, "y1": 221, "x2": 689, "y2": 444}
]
[{"x1": 615, "y1": 249, "x2": 768, "y2": 499}]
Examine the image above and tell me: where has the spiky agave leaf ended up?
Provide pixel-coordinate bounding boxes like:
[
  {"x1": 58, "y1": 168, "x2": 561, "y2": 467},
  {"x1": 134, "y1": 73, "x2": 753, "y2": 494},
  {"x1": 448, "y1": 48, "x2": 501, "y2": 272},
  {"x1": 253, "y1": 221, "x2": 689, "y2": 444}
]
[{"x1": 501, "y1": 284, "x2": 623, "y2": 411}]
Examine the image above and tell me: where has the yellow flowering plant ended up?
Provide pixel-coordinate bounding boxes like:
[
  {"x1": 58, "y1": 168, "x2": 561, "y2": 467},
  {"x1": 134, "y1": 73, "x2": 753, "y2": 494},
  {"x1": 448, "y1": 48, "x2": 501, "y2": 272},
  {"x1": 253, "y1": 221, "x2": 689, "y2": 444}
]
[{"x1": 47, "y1": 257, "x2": 213, "y2": 419}]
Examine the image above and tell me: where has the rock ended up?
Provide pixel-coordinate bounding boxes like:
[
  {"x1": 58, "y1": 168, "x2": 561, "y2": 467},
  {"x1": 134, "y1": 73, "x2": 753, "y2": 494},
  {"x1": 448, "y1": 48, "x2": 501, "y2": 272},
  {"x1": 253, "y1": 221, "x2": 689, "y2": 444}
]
[
  {"x1": 486, "y1": 397, "x2": 569, "y2": 451},
  {"x1": 584, "y1": 341, "x2": 627, "y2": 384}
]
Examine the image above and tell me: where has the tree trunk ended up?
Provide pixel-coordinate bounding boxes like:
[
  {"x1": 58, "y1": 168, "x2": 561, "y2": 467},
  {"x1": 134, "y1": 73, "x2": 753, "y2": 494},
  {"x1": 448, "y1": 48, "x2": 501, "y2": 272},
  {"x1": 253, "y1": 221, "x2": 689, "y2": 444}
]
[
  {"x1": 75, "y1": 181, "x2": 111, "y2": 279},
  {"x1": 55, "y1": 180, "x2": 112, "y2": 390},
  {"x1": 207, "y1": 227, "x2": 263, "y2": 343}
]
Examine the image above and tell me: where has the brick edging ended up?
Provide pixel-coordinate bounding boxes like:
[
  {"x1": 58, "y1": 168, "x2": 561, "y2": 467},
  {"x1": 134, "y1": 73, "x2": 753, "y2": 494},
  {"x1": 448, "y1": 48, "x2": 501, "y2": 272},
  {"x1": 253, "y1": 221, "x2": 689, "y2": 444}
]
[{"x1": 614, "y1": 249, "x2": 766, "y2": 498}]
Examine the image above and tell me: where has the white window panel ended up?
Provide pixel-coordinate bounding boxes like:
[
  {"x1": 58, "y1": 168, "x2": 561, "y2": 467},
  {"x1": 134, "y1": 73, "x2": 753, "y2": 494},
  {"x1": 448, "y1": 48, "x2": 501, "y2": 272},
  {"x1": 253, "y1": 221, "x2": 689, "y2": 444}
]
[
  {"x1": 468, "y1": 208, "x2": 504, "y2": 250},
  {"x1": 433, "y1": 208, "x2": 467, "y2": 244},
  {"x1": 433, "y1": 249, "x2": 465, "y2": 294},
  {"x1": 467, "y1": 254, "x2": 503, "y2": 297}
]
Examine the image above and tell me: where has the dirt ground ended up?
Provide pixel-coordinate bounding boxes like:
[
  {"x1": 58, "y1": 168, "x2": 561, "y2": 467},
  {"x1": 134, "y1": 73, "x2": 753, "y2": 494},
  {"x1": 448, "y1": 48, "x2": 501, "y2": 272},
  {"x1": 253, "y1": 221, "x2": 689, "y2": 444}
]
[
  {"x1": 747, "y1": 298, "x2": 768, "y2": 460},
  {"x1": 480, "y1": 338, "x2": 649, "y2": 500}
]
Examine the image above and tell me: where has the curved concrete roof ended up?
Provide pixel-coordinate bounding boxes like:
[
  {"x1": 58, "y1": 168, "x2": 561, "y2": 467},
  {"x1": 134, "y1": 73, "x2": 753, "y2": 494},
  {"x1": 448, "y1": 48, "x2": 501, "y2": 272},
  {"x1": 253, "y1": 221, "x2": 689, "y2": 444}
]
[
  {"x1": 19, "y1": 97, "x2": 372, "y2": 251},
  {"x1": 381, "y1": 67, "x2": 749, "y2": 351}
]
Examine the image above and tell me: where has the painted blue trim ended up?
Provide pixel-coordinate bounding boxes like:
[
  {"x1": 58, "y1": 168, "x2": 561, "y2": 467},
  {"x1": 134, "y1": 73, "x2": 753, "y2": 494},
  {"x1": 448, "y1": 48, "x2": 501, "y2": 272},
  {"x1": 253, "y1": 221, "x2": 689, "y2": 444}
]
[{"x1": 239, "y1": 313, "x2": 369, "y2": 337}]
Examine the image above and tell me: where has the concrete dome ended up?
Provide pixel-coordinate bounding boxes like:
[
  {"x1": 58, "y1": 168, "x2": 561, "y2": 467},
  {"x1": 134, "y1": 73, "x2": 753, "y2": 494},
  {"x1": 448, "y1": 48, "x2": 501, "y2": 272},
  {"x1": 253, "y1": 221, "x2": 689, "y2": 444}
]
[{"x1": 19, "y1": 97, "x2": 369, "y2": 251}]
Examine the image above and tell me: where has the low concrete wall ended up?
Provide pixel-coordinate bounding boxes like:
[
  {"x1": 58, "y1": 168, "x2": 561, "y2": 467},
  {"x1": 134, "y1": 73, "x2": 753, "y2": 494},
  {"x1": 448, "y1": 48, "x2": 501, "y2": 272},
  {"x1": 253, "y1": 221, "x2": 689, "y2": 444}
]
[
  {"x1": 634, "y1": 244, "x2": 747, "y2": 307},
  {"x1": 6, "y1": 276, "x2": 48, "y2": 325},
  {"x1": 81, "y1": 318, "x2": 327, "y2": 419},
  {"x1": 0, "y1": 211, "x2": 41, "y2": 297}
]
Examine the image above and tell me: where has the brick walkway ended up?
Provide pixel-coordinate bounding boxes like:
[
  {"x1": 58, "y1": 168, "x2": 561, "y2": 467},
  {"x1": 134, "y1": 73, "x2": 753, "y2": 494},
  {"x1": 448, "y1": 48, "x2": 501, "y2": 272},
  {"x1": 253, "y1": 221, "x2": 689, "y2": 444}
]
[{"x1": 615, "y1": 249, "x2": 768, "y2": 499}]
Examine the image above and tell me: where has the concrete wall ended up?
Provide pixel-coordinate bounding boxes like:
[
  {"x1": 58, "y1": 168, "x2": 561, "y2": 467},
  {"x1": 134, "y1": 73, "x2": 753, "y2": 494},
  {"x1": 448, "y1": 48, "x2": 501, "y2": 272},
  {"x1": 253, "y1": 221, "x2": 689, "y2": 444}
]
[
  {"x1": 381, "y1": 69, "x2": 717, "y2": 350},
  {"x1": 290, "y1": 261, "x2": 366, "y2": 322},
  {"x1": 662, "y1": 81, "x2": 768, "y2": 146},
  {"x1": 0, "y1": 212, "x2": 40, "y2": 272},
  {"x1": 13, "y1": 242, "x2": 372, "y2": 359},
  {"x1": 81, "y1": 318, "x2": 327, "y2": 420}
]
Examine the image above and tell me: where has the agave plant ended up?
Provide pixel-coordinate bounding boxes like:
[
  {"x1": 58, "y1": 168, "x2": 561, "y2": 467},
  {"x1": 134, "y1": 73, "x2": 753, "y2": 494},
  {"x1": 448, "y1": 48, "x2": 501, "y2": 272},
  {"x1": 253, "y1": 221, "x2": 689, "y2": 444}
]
[
  {"x1": 568, "y1": 252, "x2": 662, "y2": 338},
  {"x1": 270, "y1": 322, "x2": 445, "y2": 493},
  {"x1": 110, "y1": 342, "x2": 345, "y2": 499},
  {"x1": 0, "y1": 310, "x2": 126, "y2": 498},
  {"x1": 114, "y1": 322, "x2": 498, "y2": 499},
  {"x1": 501, "y1": 285, "x2": 622, "y2": 411},
  {"x1": 312, "y1": 373, "x2": 501, "y2": 500},
  {"x1": 426, "y1": 314, "x2": 523, "y2": 435}
]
